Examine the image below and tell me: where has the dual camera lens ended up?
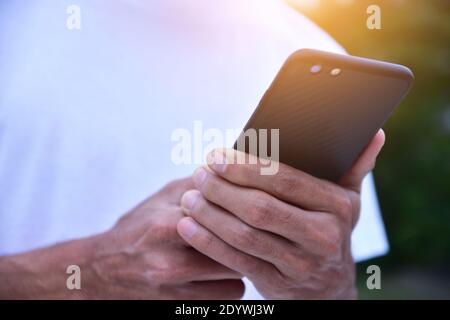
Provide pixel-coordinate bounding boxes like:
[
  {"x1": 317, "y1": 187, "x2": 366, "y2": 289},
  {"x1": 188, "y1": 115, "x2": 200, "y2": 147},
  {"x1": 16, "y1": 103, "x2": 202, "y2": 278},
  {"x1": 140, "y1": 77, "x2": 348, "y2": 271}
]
[{"x1": 310, "y1": 65, "x2": 341, "y2": 76}]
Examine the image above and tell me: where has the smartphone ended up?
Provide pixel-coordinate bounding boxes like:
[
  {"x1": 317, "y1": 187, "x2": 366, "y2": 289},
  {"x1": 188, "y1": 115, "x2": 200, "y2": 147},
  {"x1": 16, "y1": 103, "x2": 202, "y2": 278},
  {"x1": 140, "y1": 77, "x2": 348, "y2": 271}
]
[{"x1": 234, "y1": 49, "x2": 414, "y2": 182}]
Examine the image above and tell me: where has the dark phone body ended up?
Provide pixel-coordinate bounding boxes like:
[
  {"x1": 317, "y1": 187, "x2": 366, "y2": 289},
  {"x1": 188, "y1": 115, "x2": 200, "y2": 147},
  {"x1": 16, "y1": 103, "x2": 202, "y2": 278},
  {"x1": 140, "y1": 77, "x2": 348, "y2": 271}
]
[{"x1": 234, "y1": 49, "x2": 414, "y2": 182}]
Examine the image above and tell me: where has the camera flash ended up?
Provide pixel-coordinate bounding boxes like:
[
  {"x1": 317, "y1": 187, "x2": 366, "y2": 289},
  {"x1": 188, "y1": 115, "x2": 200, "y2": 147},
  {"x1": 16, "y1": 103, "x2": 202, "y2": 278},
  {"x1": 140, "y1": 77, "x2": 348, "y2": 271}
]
[
  {"x1": 310, "y1": 65, "x2": 322, "y2": 74},
  {"x1": 330, "y1": 68, "x2": 341, "y2": 76}
]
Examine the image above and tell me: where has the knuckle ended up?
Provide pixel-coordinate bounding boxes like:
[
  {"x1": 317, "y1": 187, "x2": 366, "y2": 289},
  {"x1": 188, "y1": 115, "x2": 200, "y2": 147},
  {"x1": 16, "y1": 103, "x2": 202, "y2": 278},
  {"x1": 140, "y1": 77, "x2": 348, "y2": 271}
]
[
  {"x1": 321, "y1": 222, "x2": 344, "y2": 260},
  {"x1": 247, "y1": 192, "x2": 273, "y2": 227},
  {"x1": 200, "y1": 175, "x2": 217, "y2": 199},
  {"x1": 273, "y1": 170, "x2": 298, "y2": 195},
  {"x1": 258, "y1": 238, "x2": 277, "y2": 258},
  {"x1": 324, "y1": 239, "x2": 342, "y2": 260},
  {"x1": 302, "y1": 215, "x2": 344, "y2": 261},
  {"x1": 161, "y1": 178, "x2": 183, "y2": 194},
  {"x1": 234, "y1": 225, "x2": 259, "y2": 249},
  {"x1": 335, "y1": 192, "x2": 354, "y2": 219},
  {"x1": 150, "y1": 220, "x2": 176, "y2": 241},
  {"x1": 233, "y1": 225, "x2": 278, "y2": 259},
  {"x1": 282, "y1": 250, "x2": 307, "y2": 272}
]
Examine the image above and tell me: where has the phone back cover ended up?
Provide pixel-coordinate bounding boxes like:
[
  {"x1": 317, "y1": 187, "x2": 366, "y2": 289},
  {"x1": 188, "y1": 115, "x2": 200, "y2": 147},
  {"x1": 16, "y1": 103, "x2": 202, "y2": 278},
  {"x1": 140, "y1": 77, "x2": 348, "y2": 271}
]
[{"x1": 236, "y1": 49, "x2": 414, "y2": 182}]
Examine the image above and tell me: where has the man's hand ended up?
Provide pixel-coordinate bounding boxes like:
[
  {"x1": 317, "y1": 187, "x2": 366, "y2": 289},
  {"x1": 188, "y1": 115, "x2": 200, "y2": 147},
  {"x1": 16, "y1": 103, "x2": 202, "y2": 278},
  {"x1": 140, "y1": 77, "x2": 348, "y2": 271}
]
[
  {"x1": 93, "y1": 178, "x2": 244, "y2": 299},
  {"x1": 177, "y1": 130, "x2": 386, "y2": 299},
  {"x1": 0, "y1": 178, "x2": 244, "y2": 299}
]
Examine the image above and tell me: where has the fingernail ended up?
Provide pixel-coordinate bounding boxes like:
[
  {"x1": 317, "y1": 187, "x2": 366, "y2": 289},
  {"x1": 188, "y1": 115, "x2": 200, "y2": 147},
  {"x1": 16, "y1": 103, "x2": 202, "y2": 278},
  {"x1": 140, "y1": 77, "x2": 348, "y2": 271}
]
[
  {"x1": 178, "y1": 218, "x2": 198, "y2": 239},
  {"x1": 193, "y1": 167, "x2": 207, "y2": 187},
  {"x1": 208, "y1": 150, "x2": 227, "y2": 173},
  {"x1": 181, "y1": 191, "x2": 199, "y2": 212}
]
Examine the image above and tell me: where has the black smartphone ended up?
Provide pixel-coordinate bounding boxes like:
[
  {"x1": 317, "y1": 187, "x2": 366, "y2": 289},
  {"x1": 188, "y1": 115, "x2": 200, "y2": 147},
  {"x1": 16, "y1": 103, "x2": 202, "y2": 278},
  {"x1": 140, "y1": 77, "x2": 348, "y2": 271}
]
[{"x1": 234, "y1": 49, "x2": 414, "y2": 182}]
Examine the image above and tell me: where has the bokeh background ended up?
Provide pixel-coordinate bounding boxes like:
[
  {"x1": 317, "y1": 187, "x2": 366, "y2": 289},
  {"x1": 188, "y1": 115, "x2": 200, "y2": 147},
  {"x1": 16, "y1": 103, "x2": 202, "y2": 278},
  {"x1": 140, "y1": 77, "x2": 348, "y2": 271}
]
[{"x1": 288, "y1": 0, "x2": 450, "y2": 299}]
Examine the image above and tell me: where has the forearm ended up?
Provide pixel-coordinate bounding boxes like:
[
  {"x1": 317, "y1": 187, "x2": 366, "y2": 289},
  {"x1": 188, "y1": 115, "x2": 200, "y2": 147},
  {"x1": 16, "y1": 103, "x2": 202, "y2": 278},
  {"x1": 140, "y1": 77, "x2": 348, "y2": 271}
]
[{"x1": 0, "y1": 234, "x2": 103, "y2": 299}]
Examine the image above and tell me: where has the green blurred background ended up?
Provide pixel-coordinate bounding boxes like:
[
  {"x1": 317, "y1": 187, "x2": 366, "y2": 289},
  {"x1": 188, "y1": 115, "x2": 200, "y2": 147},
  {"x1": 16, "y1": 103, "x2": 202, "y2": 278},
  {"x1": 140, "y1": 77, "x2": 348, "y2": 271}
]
[{"x1": 289, "y1": 0, "x2": 450, "y2": 299}]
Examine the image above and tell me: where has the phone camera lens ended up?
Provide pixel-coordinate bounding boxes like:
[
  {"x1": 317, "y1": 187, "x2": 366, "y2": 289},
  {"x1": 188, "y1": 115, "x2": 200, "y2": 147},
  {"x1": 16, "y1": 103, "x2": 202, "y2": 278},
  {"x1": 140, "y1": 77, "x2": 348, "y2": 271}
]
[
  {"x1": 310, "y1": 65, "x2": 322, "y2": 74},
  {"x1": 330, "y1": 68, "x2": 341, "y2": 76}
]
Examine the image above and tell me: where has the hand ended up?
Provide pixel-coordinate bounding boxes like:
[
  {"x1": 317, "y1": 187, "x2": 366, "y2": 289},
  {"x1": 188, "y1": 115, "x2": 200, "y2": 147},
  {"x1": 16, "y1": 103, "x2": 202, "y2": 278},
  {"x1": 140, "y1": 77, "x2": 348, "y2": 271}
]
[
  {"x1": 0, "y1": 178, "x2": 244, "y2": 299},
  {"x1": 177, "y1": 130, "x2": 385, "y2": 299},
  {"x1": 88, "y1": 178, "x2": 244, "y2": 299}
]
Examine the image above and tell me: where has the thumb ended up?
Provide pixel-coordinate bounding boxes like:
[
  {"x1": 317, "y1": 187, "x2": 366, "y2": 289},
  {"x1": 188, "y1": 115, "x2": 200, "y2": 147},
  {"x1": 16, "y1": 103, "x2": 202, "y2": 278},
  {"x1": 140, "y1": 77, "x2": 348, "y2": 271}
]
[{"x1": 339, "y1": 129, "x2": 386, "y2": 193}]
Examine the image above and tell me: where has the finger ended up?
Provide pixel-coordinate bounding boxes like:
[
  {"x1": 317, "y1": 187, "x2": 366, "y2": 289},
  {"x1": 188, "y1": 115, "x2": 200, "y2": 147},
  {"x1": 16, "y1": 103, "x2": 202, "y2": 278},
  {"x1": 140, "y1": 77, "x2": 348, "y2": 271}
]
[
  {"x1": 205, "y1": 148, "x2": 350, "y2": 213},
  {"x1": 177, "y1": 217, "x2": 281, "y2": 285},
  {"x1": 141, "y1": 207, "x2": 190, "y2": 247},
  {"x1": 179, "y1": 279, "x2": 245, "y2": 300},
  {"x1": 179, "y1": 247, "x2": 243, "y2": 282},
  {"x1": 339, "y1": 129, "x2": 385, "y2": 193},
  {"x1": 181, "y1": 189, "x2": 300, "y2": 267},
  {"x1": 191, "y1": 168, "x2": 351, "y2": 241}
]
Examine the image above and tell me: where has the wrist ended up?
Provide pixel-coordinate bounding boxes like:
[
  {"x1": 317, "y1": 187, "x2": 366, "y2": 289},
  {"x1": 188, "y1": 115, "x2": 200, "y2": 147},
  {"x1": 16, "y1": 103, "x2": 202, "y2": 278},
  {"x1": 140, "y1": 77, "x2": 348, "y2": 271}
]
[
  {"x1": 0, "y1": 232, "x2": 107, "y2": 299},
  {"x1": 70, "y1": 231, "x2": 115, "y2": 299}
]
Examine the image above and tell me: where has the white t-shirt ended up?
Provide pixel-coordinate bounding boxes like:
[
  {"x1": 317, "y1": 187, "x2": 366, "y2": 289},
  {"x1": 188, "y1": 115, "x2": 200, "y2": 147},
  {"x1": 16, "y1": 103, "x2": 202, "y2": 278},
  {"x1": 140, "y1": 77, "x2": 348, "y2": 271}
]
[{"x1": 0, "y1": 0, "x2": 388, "y2": 299}]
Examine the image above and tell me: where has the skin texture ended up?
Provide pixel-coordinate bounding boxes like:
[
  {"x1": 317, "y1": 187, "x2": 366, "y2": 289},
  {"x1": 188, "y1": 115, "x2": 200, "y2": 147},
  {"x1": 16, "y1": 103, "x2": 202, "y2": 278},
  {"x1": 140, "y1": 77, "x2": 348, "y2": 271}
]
[
  {"x1": 177, "y1": 130, "x2": 386, "y2": 299},
  {"x1": 0, "y1": 130, "x2": 384, "y2": 300},
  {"x1": 0, "y1": 178, "x2": 244, "y2": 299}
]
